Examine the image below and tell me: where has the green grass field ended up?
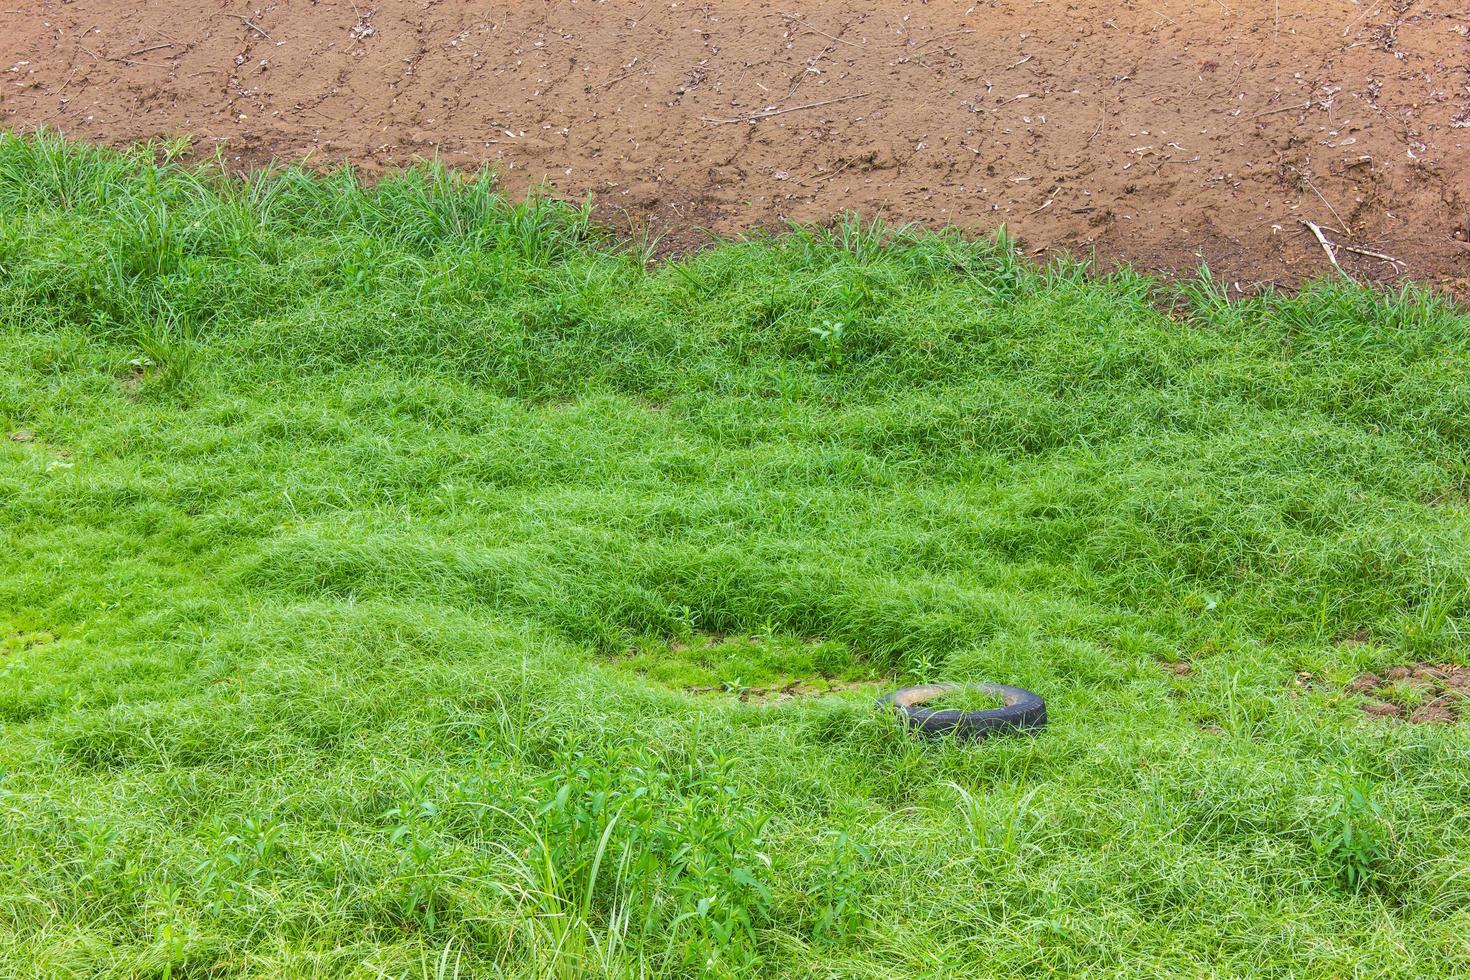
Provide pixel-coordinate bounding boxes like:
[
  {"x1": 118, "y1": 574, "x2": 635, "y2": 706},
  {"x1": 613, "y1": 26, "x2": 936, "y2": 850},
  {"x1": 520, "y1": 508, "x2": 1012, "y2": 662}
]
[{"x1": 1, "y1": 132, "x2": 1468, "y2": 977}]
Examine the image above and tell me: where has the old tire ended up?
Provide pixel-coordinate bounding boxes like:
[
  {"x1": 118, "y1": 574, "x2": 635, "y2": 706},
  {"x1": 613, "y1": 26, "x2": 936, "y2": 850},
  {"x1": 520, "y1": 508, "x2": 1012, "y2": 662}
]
[{"x1": 877, "y1": 682, "x2": 1046, "y2": 739}]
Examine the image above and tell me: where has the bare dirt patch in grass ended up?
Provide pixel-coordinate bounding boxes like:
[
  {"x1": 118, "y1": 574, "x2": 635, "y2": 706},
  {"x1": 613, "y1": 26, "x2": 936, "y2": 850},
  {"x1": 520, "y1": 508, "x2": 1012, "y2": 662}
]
[
  {"x1": 686, "y1": 677, "x2": 880, "y2": 704},
  {"x1": 612, "y1": 632, "x2": 886, "y2": 703},
  {"x1": 1, "y1": 629, "x2": 56, "y2": 656},
  {"x1": 1350, "y1": 664, "x2": 1468, "y2": 724}
]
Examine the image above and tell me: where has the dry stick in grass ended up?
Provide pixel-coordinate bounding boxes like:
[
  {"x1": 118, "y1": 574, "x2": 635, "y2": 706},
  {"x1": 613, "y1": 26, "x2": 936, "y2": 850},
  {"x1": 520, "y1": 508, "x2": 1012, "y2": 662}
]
[
  {"x1": 1300, "y1": 219, "x2": 1355, "y2": 283},
  {"x1": 701, "y1": 92, "x2": 873, "y2": 125}
]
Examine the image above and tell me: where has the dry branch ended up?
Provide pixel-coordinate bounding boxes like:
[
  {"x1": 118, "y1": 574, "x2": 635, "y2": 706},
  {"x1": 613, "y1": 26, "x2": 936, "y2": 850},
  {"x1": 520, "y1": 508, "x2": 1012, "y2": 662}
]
[
  {"x1": 1299, "y1": 219, "x2": 1354, "y2": 283},
  {"x1": 701, "y1": 92, "x2": 874, "y2": 125}
]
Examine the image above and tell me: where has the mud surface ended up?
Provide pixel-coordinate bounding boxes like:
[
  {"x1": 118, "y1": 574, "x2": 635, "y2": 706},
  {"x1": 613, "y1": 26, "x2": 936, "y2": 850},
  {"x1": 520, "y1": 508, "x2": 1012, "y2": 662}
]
[{"x1": 4, "y1": 1, "x2": 1469, "y2": 288}]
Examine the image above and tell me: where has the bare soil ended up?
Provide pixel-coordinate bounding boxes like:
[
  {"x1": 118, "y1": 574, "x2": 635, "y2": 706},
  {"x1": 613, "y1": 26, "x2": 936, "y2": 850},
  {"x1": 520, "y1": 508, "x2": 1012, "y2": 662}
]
[
  {"x1": 3, "y1": 1, "x2": 1469, "y2": 289},
  {"x1": 1350, "y1": 664, "x2": 1468, "y2": 724}
]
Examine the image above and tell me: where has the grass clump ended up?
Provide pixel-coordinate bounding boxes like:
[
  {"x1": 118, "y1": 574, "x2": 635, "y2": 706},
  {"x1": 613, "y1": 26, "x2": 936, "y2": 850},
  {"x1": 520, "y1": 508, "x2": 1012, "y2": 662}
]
[
  {"x1": 1, "y1": 131, "x2": 1469, "y2": 976},
  {"x1": 615, "y1": 633, "x2": 870, "y2": 694},
  {"x1": 1312, "y1": 777, "x2": 1391, "y2": 893},
  {"x1": 922, "y1": 686, "x2": 1009, "y2": 713}
]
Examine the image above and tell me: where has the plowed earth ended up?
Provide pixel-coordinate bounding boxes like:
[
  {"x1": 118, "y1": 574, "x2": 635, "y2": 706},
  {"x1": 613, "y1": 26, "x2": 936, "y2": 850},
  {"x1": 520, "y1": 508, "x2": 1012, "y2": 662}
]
[{"x1": 4, "y1": 1, "x2": 1469, "y2": 289}]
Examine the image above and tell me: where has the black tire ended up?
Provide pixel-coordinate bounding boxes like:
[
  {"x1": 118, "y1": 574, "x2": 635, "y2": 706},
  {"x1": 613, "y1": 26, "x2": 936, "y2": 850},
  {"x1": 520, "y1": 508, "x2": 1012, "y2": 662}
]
[{"x1": 877, "y1": 682, "x2": 1046, "y2": 739}]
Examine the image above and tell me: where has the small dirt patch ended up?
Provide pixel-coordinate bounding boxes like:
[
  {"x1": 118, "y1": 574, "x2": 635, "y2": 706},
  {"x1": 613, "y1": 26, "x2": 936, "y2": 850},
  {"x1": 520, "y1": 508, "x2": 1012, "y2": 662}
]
[
  {"x1": 1349, "y1": 664, "x2": 1467, "y2": 725},
  {"x1": 1, "y1": 629, "x2": 56, "y2": 656},
  {"x1": 686, "y1": 678, "x2": 878, "y2": 704},
  {"x1": 612, "y1": 631, "x2": 886, "y2": 703}
]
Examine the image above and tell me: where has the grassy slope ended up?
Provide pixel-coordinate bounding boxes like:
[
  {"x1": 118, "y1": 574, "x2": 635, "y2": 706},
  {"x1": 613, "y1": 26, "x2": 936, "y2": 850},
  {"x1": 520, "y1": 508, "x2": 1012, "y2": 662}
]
[{"x1": 1, "y1": 133, "x2": 1468, "y2": 977}]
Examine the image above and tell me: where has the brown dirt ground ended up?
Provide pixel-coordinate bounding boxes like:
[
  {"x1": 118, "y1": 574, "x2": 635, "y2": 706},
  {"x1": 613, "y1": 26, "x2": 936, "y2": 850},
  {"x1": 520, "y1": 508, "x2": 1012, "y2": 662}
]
[
  {"x1": 1349, "y1": 663, "x2": 1468, "y2": 724},
  {"x1": 3, "y1": 1, "x2": 1469, "y2": 290}
]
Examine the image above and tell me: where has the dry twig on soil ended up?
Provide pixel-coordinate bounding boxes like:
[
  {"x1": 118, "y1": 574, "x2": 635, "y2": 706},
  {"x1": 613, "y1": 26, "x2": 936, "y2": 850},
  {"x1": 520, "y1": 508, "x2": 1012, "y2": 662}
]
[
  {"x1": 1304, "y1": 177, "x2": 1352, "y2": 235},
  {"x1": 781, "y1": 14, "x2": 864, "y2": 48},
  {"x1": 119, "y1": 42, "x2": 176, "y2": 58},
  {"x1": 600, "y1": 59, "x2": 645, "y2": 89},
  {"x1": 1250, "y1": 100, "x2": 1312, "y2": 120},
  {"x1": 701, "y1": 92, "x2": 873, "y2": 124},
  {"x1": 235, "y1": 16, "x2": 273, "y2": 41},
  {"x1": 1299, "y1": 219, "x2": 1354, "y2": 282}
]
